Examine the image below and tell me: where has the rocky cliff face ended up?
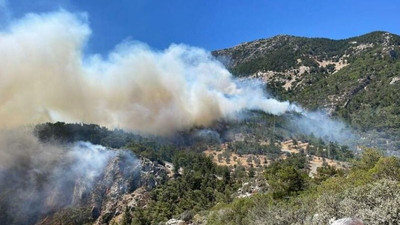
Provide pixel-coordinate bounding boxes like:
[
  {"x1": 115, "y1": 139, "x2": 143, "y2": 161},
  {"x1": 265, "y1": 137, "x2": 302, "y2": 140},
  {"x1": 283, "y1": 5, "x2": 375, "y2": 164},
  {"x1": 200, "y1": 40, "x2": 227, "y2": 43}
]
[{"x1": 37, "y1": 153, "x2": 168, "y2": 225}]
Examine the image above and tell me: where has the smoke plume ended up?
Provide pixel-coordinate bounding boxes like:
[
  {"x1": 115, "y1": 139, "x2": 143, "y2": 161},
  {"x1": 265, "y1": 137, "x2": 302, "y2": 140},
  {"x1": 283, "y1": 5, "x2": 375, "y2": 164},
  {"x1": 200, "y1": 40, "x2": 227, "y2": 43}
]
[
  {"x1": 0, "y1": 10, "x2": 357, "y2": 145},
  {"x1": 289, "y1": 110, "x2": 357, "y2": 146},
  {"x1": 0, "y1": 129, "x2": 140, "y2": 224},
  {"x1": 0, "y1": 11, "x2": 294, "y2": 135}
]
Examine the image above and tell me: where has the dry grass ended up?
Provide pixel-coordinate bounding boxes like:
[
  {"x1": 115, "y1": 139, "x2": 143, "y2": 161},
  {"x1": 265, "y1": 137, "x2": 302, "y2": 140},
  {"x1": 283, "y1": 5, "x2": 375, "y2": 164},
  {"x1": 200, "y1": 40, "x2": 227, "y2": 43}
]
[
  {"x1": 203, "y1": 139, "x2": 347, "y2": 177},
  {"x1": 204, "y1": 148, "x2": 269, "y2": 168}
]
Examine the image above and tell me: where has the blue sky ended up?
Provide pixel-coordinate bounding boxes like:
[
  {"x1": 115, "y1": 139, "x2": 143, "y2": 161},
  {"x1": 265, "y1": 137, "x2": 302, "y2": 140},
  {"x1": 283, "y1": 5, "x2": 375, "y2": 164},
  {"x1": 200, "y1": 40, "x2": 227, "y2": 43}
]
[{"x1": 1, "y1": 0, "x2": 400, "y2": 54}]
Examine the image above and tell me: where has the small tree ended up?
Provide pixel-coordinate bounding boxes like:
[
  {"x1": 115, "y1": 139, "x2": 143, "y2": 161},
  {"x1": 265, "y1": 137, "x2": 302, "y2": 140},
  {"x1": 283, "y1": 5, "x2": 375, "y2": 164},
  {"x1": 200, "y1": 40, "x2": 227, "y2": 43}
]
[
  {"x1": 265, "y1": 163, "x2": 307, "y2": 199},
  {"x1": 354, "y1": 148, "x2": 383, "y2": 170},
  {"x1": 248, "y1": 167, "x2": 255, "y2": 178}
]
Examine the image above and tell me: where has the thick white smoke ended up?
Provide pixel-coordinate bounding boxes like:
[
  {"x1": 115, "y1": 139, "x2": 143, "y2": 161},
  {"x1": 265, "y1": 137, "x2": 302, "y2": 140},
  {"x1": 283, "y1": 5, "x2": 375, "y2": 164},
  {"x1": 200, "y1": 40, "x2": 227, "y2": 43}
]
[{"x1": 0, "y1": 11, "x2": 294, "y2": 135}]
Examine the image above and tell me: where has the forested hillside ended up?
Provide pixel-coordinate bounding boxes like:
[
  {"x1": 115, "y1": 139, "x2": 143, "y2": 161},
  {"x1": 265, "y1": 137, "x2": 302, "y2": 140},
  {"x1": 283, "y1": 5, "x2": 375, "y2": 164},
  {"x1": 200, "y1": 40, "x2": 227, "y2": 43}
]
[
  {"x1": 213, "y1": 32, "x2": 400, "y2": 151},
  {"x1": 202, "y1": 148, "x2": 400, "y2": 225},
  {"x1": 3, "y1": 32, "x2": 400, "y2": 225}
]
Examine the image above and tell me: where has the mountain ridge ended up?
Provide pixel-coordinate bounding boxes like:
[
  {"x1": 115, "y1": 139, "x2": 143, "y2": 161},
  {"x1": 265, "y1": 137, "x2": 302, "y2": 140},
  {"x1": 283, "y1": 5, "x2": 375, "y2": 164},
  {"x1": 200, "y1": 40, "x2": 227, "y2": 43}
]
[
  {"x1": 213, "y1": 31, "x2": 400, "y2": 74},
  {"x1": 217, "y1": 31, "x2": 398, "y2": 51},
  {"x1": 213, "y1": 30, "x2": 400, "y2": 151}
]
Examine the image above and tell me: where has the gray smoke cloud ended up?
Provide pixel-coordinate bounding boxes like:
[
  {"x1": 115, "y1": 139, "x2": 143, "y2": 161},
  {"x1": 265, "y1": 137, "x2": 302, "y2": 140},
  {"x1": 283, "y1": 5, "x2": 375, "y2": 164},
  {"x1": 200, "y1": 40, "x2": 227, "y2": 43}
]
[
  {"x1": 0, "y1": 129, "x2": 140, "y2": 224},
  {"x1": 0, "y1": 10, "x2": 356, "y2": 144},
  {"x1": 0, "y1": 11, "x2": 293, "y2": 135},
  {"x1": 289, "y1": 110, "x2": 357, "y2": 146}
]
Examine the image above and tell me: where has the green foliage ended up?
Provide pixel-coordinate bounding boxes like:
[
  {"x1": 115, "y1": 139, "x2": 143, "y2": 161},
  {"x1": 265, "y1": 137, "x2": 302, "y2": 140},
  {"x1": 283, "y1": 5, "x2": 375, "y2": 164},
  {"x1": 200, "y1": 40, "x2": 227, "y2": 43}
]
[
  {"x1": 289, "y1": 42, "x2": 400, "y2": 150},
  {"x1": 216, "y1": 32, "x2": 400, "y2": 151},
  {"x1": 225, "y1": 112, "x2": 354, "y2": 162},
  {"x1": 248, "y1": 167, "x2": 255, "y2": 178},
  {"x1": 369, "y1": 156, "x2": 400, "y2": 180},
  {"x1": 34, "y1": 122, "x2": 185, "y2": 163},
  {"x1": 353, "y1": 148, "x2": 383, "y2": 170},
  {"x1": 314, "y1": 164, "x2": 344, "y2": 183},
  {"x1": 305, "y1": 140, "x2": 354, "y2": 161},
  {"x1": 203, "y1": 148, "x2": 400, "y2": 225},
  {"x1": 50, "y1": 207, "x2": 94, "y2": 225},
  {"x1": 132, "y1": 152, "x2": 238, "y2": 224},
  {"x1": 266, "y1": 165, "x2": 306, "y2": 199},
  {"x1": 216, "y1": 35, "x2": 353, "y2": 76},
  {"x1": 264, "y1": 154, "x2": 309, "y2": 199},
  {"x1": 206, "y1": 198, "x2": 255, "y2": 225},
  {"x1": 127, "y1": 141, "x2": 178, "y2": 163},
  {"x1": 34, "y1": 122, "x2": 141, "y2": 148}
]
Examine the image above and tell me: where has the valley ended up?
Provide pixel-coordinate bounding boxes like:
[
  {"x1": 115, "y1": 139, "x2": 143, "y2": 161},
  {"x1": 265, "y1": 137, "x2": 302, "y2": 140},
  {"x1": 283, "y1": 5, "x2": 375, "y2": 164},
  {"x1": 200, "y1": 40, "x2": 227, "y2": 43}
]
[{"x1": 1, "y1": 30, "x2": 400, "y2": 225}]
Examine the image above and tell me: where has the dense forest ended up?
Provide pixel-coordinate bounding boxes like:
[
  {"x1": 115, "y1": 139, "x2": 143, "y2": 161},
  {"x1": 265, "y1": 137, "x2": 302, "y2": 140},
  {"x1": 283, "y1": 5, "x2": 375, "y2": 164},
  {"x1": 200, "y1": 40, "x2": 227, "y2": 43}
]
[
  {"x1": 32, "y1": 122, "x2": 399, "y2": 224},
  {"x1": 27, "y1": 122, "x2": 359, "y2": 224}
]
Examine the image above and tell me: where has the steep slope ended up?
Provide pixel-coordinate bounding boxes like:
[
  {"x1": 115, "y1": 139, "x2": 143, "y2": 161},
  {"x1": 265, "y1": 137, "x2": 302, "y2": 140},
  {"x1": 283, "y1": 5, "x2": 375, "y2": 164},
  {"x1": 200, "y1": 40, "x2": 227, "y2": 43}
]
[
  {"x1": 213, "y1": 31, "x2": 400, "y2": 150},
  {"x1": 36, "y1": 157, "x2": 168, "y2": 225}
]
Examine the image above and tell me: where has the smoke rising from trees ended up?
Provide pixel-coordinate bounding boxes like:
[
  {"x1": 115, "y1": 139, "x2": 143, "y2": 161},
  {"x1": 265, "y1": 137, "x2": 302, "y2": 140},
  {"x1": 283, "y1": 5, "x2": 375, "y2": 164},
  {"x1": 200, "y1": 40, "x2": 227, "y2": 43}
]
[
  {"x1": 0, "y1": 11, "x2": 294, "y2": 135},
  {"x1": 0, "y1": 129, "x2": 140, "y2": 224},
  {"x1": 0, "y1": 10, "x2": 355, "y2": 142}
]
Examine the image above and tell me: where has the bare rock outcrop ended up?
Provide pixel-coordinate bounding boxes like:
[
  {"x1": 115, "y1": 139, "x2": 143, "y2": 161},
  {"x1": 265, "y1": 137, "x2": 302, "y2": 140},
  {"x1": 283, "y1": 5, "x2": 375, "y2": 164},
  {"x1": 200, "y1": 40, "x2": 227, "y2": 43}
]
[
  {"x1": 37, "y1": 152, "x2": 168, "y2": 225},
  {"x1": 330, "y1": 218, "x2": 364, "y2": 225}
]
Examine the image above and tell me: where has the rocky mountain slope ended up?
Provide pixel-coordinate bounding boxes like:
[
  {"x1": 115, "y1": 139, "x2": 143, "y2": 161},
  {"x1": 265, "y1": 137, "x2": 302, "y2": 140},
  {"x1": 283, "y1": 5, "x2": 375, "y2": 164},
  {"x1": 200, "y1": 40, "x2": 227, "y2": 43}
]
[
  {"x1": 36, "y1": 156, "x2": 168, "y2": 225},
  {"x1": 0, "y1": 131, "x2": 169, "y2": 225},
  {"x1": 213, "y1": 31, "x2": 400, "y2": 150}
]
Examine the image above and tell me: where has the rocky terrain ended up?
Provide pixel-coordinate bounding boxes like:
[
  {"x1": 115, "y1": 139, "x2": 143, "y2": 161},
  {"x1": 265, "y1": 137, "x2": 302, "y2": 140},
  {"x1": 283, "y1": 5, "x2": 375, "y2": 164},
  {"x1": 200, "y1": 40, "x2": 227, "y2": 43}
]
[
  {"x1": 214, "y1": 31, "x2": 400, "y2": 151},
  {"x1": 36, "y1": 153, "x2": 168, "y2": 225}
]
